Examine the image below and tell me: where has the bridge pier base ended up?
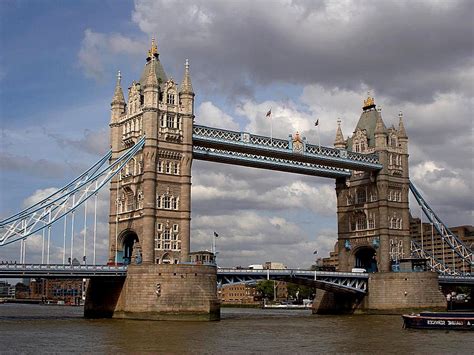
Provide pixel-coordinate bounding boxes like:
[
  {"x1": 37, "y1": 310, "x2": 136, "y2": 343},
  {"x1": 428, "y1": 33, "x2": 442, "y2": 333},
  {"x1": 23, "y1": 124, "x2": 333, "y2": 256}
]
[
  {"x1": 313, "y1": 272, "x2": 446, "y2": 314},
  {"x1": 85, "y1": 264, "x2": 220, "y2": 321}
]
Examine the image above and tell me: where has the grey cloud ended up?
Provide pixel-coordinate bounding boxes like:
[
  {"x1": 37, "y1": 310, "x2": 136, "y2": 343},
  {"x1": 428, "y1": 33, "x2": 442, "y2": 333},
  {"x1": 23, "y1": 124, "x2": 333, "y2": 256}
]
[
  {"x1": 45, "y1": 128, "x2": 108, "y2": 156},
  {"x1": 133, "y1": 0, "x2": 473, "y2": 103},
  {"x1": 0, "y1": 152, "x2": 72, "y2": 178}
]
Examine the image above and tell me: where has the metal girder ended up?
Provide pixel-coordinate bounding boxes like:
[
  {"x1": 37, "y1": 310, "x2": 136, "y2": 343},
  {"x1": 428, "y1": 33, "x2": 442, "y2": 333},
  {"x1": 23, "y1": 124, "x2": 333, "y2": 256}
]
[
  {"x1": 193, "y1": 124, "x2": 382, "y2": 172},
  {"x1": 410, "y1": 182, "x2": 473, "y2": 271},
  {"x1": 216, "y1": 269, "x2": 368, "y2": 294},
  {"x1": 0, "y1": 137, "x2": 146, "y2": 246},
  {"x1": 438, "y1": 275, "x2": 474, "y2": 285},
  {"x1": 0, "y1": 264, "x2": 127, "y2": 278},
  {"x1": 193, "y1": 146, "x2": 351, "y2": 178}
]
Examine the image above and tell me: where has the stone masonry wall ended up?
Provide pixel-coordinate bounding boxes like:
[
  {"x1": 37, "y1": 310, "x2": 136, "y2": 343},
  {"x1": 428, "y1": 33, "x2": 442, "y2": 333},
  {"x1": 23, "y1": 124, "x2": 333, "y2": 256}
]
[{"x1": 113, "y1": 264, "x2": 220, "y2": 321}]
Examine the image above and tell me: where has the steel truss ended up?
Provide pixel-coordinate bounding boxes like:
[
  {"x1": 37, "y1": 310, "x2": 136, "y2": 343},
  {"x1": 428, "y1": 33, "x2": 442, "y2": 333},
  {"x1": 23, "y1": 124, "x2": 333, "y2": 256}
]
[
  {"x1": 193, "y1": 146, "x2": 351, "y2": 178},
  {"x1": 409, "y1": 182, "x2": 473, "y2": 274},
  {"x1": 216, "y1": 269, "x2": 368, "y2": 294},
  {"x1": 193, "y1": 125, "x2": 382, "y2": 172},
  {"x1": 0, "y1": 137, "x2": 146, "y2": 246}
]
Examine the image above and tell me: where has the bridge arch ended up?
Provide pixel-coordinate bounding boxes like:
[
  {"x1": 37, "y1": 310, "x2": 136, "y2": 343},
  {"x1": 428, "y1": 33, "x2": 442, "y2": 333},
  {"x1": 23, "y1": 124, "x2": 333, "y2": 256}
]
[
  {"x1": 353, "y1": 246, "x2": 378, "y2": 272},
  {"x1": 118, "y1": 230, "x2": 140, "y2": 265}
]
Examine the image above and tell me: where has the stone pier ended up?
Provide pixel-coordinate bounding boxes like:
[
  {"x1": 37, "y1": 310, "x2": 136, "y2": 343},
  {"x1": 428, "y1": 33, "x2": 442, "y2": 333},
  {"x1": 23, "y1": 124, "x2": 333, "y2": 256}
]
[
  {"x1": 85, "y1": 264, "x2": 220, "y2": 321},
  {"x1": 313, "y1": 272, "x2": 446, "y2": 314}
]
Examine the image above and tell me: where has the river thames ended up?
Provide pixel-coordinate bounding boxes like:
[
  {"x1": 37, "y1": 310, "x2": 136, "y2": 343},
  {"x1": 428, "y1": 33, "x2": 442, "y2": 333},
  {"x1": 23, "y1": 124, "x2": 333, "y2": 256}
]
[{"x1": 0, "y1": 304, "x2": 472, "y2": 353}]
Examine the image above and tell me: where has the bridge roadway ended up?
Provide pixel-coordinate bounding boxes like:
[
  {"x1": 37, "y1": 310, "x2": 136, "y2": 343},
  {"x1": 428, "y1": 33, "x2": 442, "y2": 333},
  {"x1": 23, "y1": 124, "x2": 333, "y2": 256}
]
[{"x1": 0, "y1": 264, "x2": 471, "y2": 291}]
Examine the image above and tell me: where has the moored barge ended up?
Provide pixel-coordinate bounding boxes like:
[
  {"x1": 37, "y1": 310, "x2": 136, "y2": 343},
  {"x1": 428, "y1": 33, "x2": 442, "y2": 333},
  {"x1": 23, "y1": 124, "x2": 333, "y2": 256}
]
[{"x1": 403, "y1": 312, "x2": 474, "y2": 330}]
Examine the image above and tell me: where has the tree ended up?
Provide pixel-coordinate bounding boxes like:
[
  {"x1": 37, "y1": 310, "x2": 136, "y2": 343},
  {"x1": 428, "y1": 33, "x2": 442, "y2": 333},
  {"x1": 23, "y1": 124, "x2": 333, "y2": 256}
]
[{"x1": 256, "y1": 280, "x2": 275, "y2": 299}]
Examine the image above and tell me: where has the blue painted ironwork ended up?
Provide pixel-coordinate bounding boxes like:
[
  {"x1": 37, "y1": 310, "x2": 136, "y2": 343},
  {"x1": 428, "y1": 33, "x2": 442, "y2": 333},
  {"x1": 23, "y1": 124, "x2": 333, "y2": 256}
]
[
  {"x1": 0, "y1": 263, "x2": 127, "y2": 278},
  {"x1": 410, "y1": 182, "x2": 473, "y2": 272},
  {"x1": 0, "y1": 137, "x2": 146, "y2": 246},
  {"x1": 193, "y1": 125, "x2": 382, "y2": 173},
  {"x1": 193, "y1": 146, "x2": 351, "y2": 178},
  {"x1": 216, "y1": 268, "x2": 369, "y2": 294}
]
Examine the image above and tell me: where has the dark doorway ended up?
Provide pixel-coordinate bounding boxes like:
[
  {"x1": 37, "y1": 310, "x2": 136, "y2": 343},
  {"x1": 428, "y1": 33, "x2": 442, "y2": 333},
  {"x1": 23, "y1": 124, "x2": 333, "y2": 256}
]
[
  {"x1": 354, "y1": 247, "x2": 377, "y2": 272},
  {"x1": 122, "y1": 232, "x2": 139, "y2": 265}
]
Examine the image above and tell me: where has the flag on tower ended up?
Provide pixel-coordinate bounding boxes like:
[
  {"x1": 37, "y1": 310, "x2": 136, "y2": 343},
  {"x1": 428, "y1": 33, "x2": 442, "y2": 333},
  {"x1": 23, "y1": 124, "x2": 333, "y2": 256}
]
[
  {"x1": 315, "y1": 119, "x2": 319, "y2": 126},
  {"x1": 266, "y1": 109, "x2": 272, "y2": 118},
  {"x1": 214, "y1": 231, "x2": 219, "y2": 238}
]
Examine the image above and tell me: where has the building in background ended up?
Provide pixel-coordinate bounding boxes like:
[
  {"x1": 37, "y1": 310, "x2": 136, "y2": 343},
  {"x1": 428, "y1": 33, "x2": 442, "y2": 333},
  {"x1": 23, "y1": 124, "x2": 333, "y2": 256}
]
[{"x1": 410, "y1": 218, "x2": 473, "y2": 274}]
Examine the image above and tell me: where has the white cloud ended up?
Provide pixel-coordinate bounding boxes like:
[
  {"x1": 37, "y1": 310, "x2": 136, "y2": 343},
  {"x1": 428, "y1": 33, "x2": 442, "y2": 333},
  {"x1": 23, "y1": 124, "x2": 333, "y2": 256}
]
[{"x1": 196, "y1": 101, "x2": 239, "y2": 130}]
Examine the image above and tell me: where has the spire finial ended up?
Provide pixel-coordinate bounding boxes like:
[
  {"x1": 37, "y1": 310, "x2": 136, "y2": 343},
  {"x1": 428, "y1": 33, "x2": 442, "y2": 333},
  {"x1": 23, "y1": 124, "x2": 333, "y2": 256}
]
[
  {"x1": 147, "y1": 36, "x2": 159, "y2": 61},
  {"x1": 363, "y1": 90, "x2": 375, "y2": 110},
  {"x1": 117, "y1": 70, "x2": 122, "y2": 84},
  {"x1": 398, "y1": 110, "x2": 403, "y2": 119},
  {"x1": 185, "y1": 58, "x2": 189, "y2": 70}
]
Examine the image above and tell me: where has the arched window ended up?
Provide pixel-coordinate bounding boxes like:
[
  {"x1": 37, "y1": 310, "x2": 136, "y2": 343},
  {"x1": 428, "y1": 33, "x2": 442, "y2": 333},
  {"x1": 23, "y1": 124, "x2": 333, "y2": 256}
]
[
  {"x1": 172, "y1": 197, "x2": 178, "y2": 210},
  {"x1": 173, "y1": 162, "x2": 179, "y2": 175},
  {"x1": 166, "y1": 162, "x2": 171, "y2": 174},
  {"x1": 167, "y1": 114, "x2": 175, "y2": 128},
  {"x1": 156, "y1": 195, "x2": 162, "y2": 209},
  {"x1": 167, "y1": 93, "x2": 175, "y2": 105}
]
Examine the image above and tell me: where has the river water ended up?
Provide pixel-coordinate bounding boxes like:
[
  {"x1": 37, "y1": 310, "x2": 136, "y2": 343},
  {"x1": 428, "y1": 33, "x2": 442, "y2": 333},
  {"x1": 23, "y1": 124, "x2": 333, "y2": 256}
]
[{"x1": 0, "y1": 304, "x2": 472, "y2": 353}]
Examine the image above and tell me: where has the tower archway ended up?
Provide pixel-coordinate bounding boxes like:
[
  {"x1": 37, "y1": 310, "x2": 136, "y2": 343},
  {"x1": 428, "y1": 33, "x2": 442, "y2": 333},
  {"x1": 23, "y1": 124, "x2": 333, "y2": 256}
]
[
  {"x1": 354, "y1": 246, "x2": 378, "y2": 272},
  {"x1": 121, "y1": 231, "x2": 139, "y2": 265}
]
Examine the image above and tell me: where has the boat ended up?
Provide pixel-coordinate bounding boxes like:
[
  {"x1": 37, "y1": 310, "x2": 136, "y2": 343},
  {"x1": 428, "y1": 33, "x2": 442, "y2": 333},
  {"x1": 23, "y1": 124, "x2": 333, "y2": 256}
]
[{"x1": 402, "y1": 312, "x2": 474, "y2": 330}]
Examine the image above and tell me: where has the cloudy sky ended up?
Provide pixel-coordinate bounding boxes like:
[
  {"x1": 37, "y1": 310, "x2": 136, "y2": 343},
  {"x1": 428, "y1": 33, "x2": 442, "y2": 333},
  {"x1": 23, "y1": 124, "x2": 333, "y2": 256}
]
[{"x1": 0, "y1": 0, "x2": 472, "y2": 268}]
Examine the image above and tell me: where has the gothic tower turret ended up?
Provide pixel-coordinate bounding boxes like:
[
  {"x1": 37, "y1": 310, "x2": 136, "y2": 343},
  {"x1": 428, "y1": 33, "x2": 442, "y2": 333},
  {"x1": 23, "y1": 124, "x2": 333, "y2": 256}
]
[
  {"x1": 108, "y1": 38, "x2": 193, "y2": 265},
  {"x1": 334, "y1": 119, "x2": 346, "y2": 149},
  {"x1": 335, "y1": 93, "x2": 410, "y2": 272}
]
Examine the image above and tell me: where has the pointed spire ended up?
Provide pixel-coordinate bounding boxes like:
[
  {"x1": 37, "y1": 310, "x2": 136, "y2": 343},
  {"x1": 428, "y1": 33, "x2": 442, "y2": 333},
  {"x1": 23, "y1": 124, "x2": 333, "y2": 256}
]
[
  {"x1": 334, "y1": 118, "x2": 345, "y2": 148},
  {"x1": 112, "y1": 70, "x2": 125, "y2": 104},
  {"x1": 398, "y1": 110, "x2": 408, "y2": 138},
  {"x1": 146, "y1": 37, "x2": 159, "y2": 61},
  {"x1": 144, "y1": 57, "x2": 158, "y2": 88},
  {"x1": 180, "y1": 59, "x2": 194, "y2": 94},
  {"x1": 374, "y1": 109, "x2": 387, "y2": 135}
]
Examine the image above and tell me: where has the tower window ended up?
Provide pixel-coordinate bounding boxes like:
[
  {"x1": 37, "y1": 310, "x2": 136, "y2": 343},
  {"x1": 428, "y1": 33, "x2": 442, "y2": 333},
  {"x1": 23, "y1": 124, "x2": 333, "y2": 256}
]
[
  {"x1": 167, "y1": 93, "x2": 175, "y2": 105},
  {"x1": 163, "y1": 195, "x2": 171, "y2": 209},
  {"x1": 173, "y1": 162, "x2": 179, "y2": 175},
  {"x1": 167, "y1": 114, "x2": 175, "y2": 128}
]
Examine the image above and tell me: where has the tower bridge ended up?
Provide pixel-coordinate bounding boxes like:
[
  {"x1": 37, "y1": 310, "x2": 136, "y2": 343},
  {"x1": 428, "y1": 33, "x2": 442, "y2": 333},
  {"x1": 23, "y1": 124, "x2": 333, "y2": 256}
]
[{"x1": 0, "y1": 38, "x2": 472, "y2": 319}]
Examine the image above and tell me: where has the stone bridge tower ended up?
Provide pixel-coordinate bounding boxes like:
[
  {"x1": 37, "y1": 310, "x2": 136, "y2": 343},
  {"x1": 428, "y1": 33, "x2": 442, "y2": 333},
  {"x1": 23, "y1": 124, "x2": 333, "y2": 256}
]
[
  {"x1": 108, "y1": 39, "x2": 194, "y2": 265},
  {"x1": 334, "y1": 94, "x2": 410, "y2": 272}
]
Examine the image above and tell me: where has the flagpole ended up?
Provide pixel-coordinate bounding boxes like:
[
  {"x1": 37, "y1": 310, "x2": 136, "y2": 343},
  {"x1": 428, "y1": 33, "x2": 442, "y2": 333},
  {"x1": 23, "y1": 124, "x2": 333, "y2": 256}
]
[
  {"x1": 318, "y1": 123, "x2": 321, "y2": 153},
  {"x1": 270, "y1": 116, "x2": 273, "y2": 146}
]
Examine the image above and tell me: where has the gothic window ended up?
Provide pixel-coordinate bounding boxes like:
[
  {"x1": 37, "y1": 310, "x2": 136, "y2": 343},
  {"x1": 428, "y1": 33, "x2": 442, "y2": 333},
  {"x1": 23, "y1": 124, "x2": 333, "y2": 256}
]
[
  {"x1": 167, "y1": 114, "x2": 175, "y2": 128},
  {"x1": 356, "y1": 188, "x2": 366, "y2": 204},
  {"x1": 370, "y1": 190, "x2": 377, "y2": 202},
  {"x1": 350, "y1": 218, "x2": 356, "y2": 231},
  {"x1": 176, "y1": 115, "x2": 181, "y2": 130},
  {"x1": 160, "y1": 114, "x2": 166, "y2": 128},
  {"x1": 163, "y1": 195, "x2": 171, "y2": 209},
  {"x1": 157, "y1": 223, "x2": 162, "y2": 231},
  {"x1": 164, "y1": 229, "x2": 170, "y2": 241},
  {"x1": 137, "y1": 190, "x2": 143, "y2": 209},
  {"x1": 172, "y1": 197, "x2": 178, "y2": 210},
  {"x1": 368, "y1": 215, "x2": 375, "y2": 229},
  {"x1": 166, "y1": 162, "x2": 171, "y2": 174},
  {"x1": 167, "y1": 93, "x2": 175, "y2": 105},
  {"x1": 173, "y1": 224, "x2": 179, "y2": 232},
  {"x1": 388, "y1": 190, "x2": 392, "y2": 201},
  {"x1": 155, "y1": 233, "x2": 162, "y2": 249},
  {"x1": 173, "y1": 162, "x2": 179, "y2": 175},
  {"x1": 356, "y1": 214, "x2": 367, "y2": 230},
  {"x1": 157, "y1": 195, "x2": 162, "y2": 209},
  {"x1": 158, "y1": 161, "x2": 164, "y2": 173}
]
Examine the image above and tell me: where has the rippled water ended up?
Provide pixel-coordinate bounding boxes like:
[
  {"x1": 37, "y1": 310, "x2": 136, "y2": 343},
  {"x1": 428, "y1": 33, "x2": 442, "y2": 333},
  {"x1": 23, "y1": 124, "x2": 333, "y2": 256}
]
[{"x1": 0, "y1": 304, "x2": 472, "y2": 353}]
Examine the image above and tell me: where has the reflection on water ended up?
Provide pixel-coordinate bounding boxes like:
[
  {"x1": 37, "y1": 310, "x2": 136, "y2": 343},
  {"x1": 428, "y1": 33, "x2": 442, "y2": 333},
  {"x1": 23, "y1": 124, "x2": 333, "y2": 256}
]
[{"x1": 0, "y1": 304, "x2": 472, "y2": 353}]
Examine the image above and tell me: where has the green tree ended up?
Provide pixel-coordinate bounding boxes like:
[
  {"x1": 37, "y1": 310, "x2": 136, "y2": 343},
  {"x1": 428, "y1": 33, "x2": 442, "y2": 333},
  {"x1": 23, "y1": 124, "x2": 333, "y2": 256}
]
[{"x1": 256, "y1": 280, "x2": 275, "y2": 299}]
